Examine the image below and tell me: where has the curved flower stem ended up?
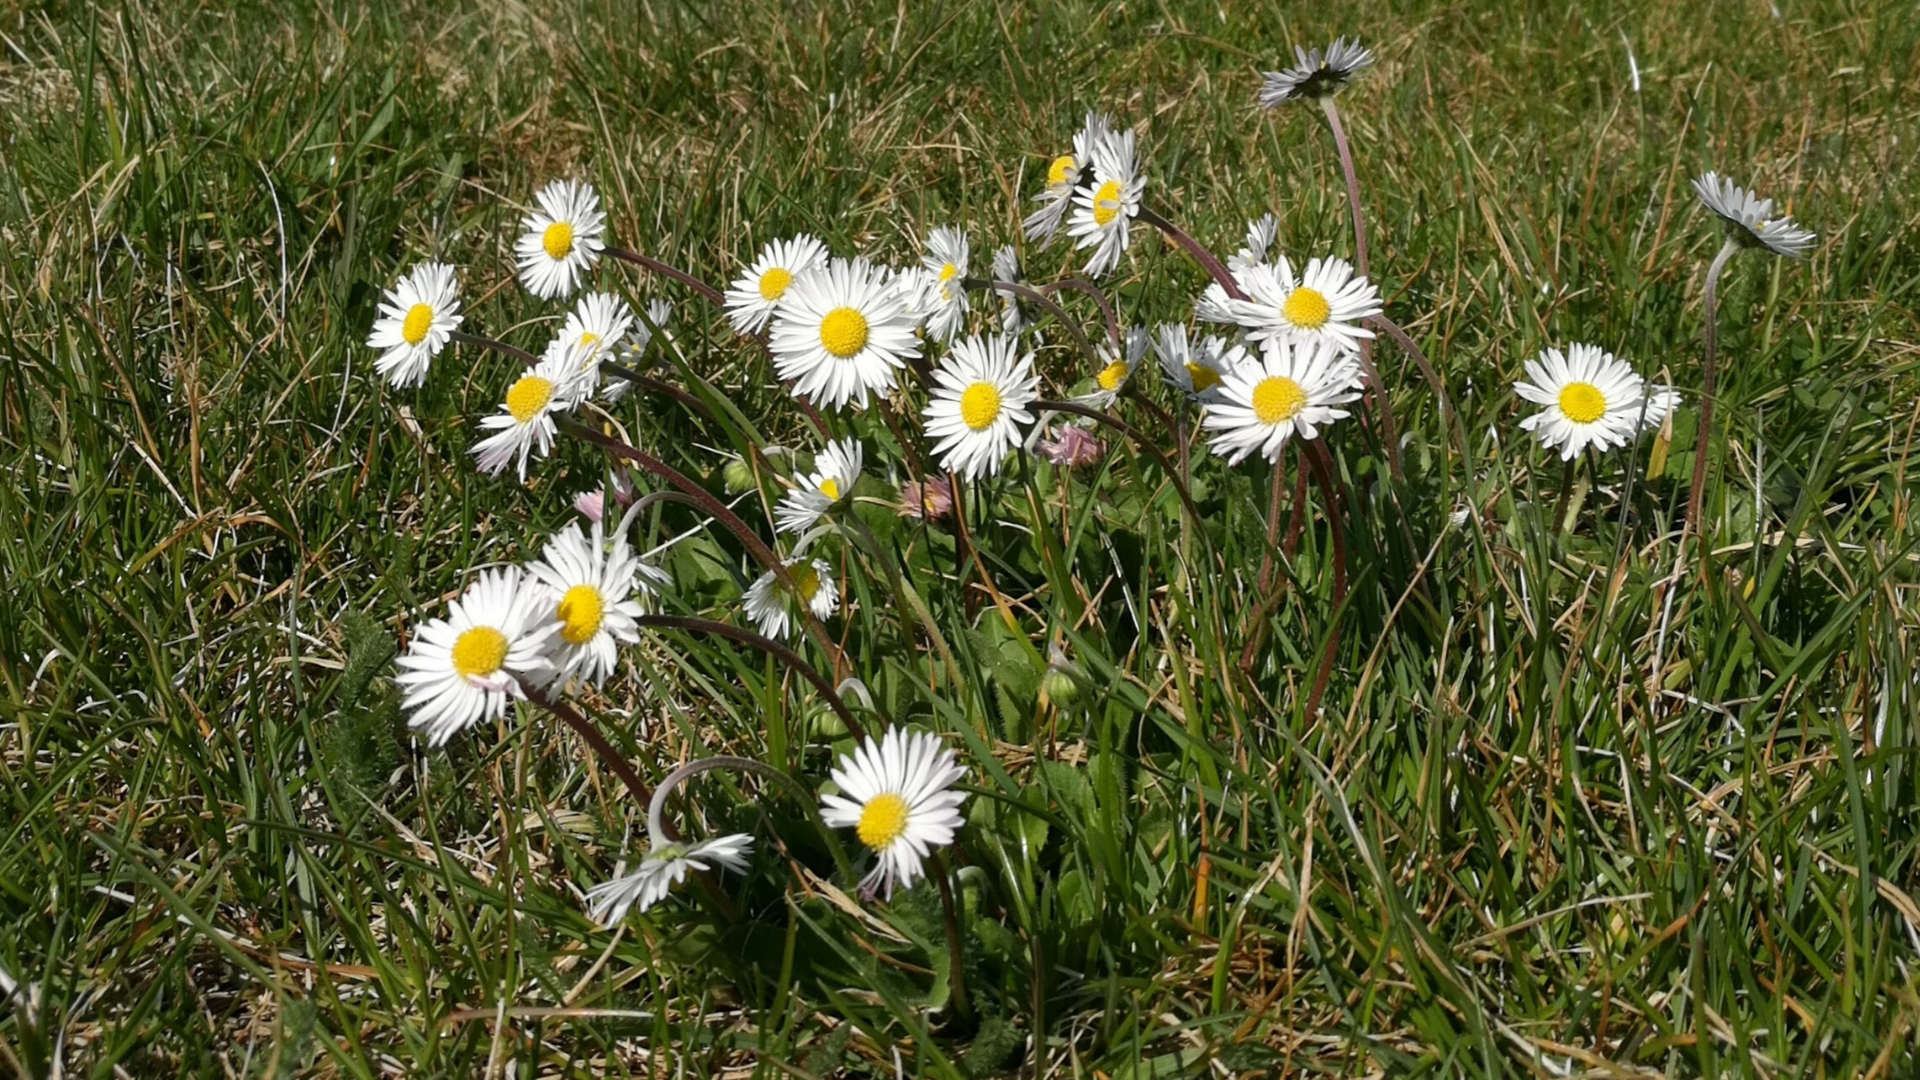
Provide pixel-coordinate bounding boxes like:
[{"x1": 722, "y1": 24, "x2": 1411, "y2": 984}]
[
  {"x1": 964, "y1": 279, "x2": 1101, "y2": 367},
  {"x1": 1033, "y1": 400, "x2": 1207, "y2": 541},
  {"x1": 1687, "y1": 238, "x2": 1742, "y2": 538},
  {"x1": 1042, "y1": 278, "x2": 1121, "y2": 347},
  {"x1": 604, "y1": 246, "x2": 726, "y2": 308},
  {"x1": 1301, "y1": 442, "x2": 1349, "y2": 721},
  {"x1": 634, "y1": 615, "x2": 869, "y2": 744},
  {"x1": 647, "y1": 754, "x2": 856, "y2": 886},
  {"x1": 1351, "y1": 344, "x2": 1403, "y2": 481},
  {"x1": 449, "y1": 330, "x2": 540, "y2": 365},
  {"x1": 1136, "y1": 205, "x2": 1246, "y2": 300},
  {"x1": 1320, "y1": 97, "x2": 1369, "y2": 278},
  {"x1": 598, "y1": 361, "x2": 719, "y2": 423},
  {"x1": 932, "y1": 851, "x2": 973, "y2": 1025},
  {"x1": 1368, "y1": 314, "x2": 1468, "y2": 461},
  {"x1": 518, "y1": 679, "x2": 652, "y2": 807}
]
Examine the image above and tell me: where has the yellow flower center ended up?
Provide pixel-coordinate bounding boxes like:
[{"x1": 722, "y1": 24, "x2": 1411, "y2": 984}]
[
  {"x1": 577, "y1": 332, "x2": 601, "y2": 354},
  {"x1": 758, "y1": 266, "x2": 793, "y2": 302},
  {"x1": 1096, "y1": 360, "x2": 1129, "y2": 392},
  {"x1": 1186, "y1": 363, "x2": 1221, "y2": 392},
  {"x1": 959, "y1": 381, "x2": 1002, "y2": 431},
  {"x1": 541, "y1": 221, "x2": 574, "y2": 261},
  {"x1": 1092, "y1": 179, "x2": 1124, "y2": 227},
  {"x1": 818, "y1": 306, "x2": 870, "y2": 359},
  {"x1": 505, "y1": 376, "x2": 556, "y2": 423},
  {"x1": 1282, "y1": 286, "x2": 1332, "y2": 330},
  {"x1": 818, "y1": 477, "x2": 842, "y2": 500},
  {"x1": 938, "y1": 262, "x2": 959, "y2": 282},
  {"x1": 450, "y1": 626, "x2": 509, "y2": 679},
  {"x1": 1558, "y1": 382, "x2": 1608, "y2": 424},
  {"x1": 790, "y1": 564, "x2": 821, "y2": 602},
  {"x1": 555, "y1": 584, "x2": 606, "y2": 646},
  {"x1": 856, "y1": 791, "x2": 910, "y2": 850},
  {"x1": 1251, "y1": 376, "x2": 1308, "y2": 424},
  {"x1": 1047, "y1": 154, "x2": 1075, "y2": 187},
  {"x1": 401, "y1": 303, "x2": 435, "y2": 346}
]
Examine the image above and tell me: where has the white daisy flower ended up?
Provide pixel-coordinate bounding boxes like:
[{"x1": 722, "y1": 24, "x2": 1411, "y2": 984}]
[
  {"x1": 1203, "y1": 338, "x2": 1365, "y2": 465},
  {"x1": 1514, "y1": 344, "x2": 1680, "y2": 460},
  {"x1": 1691, "y1": 172, "x2": 1816, "y2": 258},
  {"x1": 602, "y1": 299, "x2": 674, "y2": 402},
  {"x1": 1152, "y1": 323, "x2": 1233, "y2": 401},
  {"x1": 776, "y1": 438, "x2": 864, "y2": 534},
  {"x1": 586, "y1": 834, "x2": 754, "y2": 923},
  {"x1": 1195, "y1": 280, "x2": 1240, "y2": 326},
  {"x1": 1024, "y1": 112, "x2": 1114, "y2": 244},
  {"x1": 1259, "y1": 37, "x2": 1375, "y2": 106},
  {"x1": 767, "y1": 257, "x2": 923, "y2": 409},
  {"x1": 368, "y1": 262, "x2": 463, "y2": 389},
  {"x1": 1066, "y1": 127, "x2": 1145, "y2": 279},
  {"x1": 919, "y1": 227, "x2": 972, "y2": 344},
  {"x1": 1227, "y1": 255, "x2": 1380, "y2": 355},
  {"x1": 526, "y1": 520, "x2": 666, "y2": 688},
  {"x1": 724, "y1": 235, "x2": 829, "y2": 335},
  {"x1": 395, "y1": 568, "x2": 556, "y2": 746},
  {"x1": 472, "y1": 341, "x2": 592, "y2": 481},
  {"x1": 1078, "y1": 325, "x2": 1151, "y2": 408},
  {"x1": 819, "y1": 727, "x2": 968, "y2": 898},
  {"x1": 923, "y1": 334, "x2": 1040, "y2": 480},
  {"x1": 516, "y1": 179, "x2": 607, "y2": 300},
  {"x1": 990, "y1": 245, "x2": 1029, "y2": 335},
  {"x1": 742, "y1": 557, "x2": 838, "y2": 640},
  {"x1": 1227, "y1": 214, "x2": 1280, "y2": 274}
]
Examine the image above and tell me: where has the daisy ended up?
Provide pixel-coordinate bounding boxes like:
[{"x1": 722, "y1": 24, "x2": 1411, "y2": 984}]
[
  {"x1": 1228, "y1": 255, "x2": 1380, "y2": 354},
  {"x1": 553, "y1": 291, "x2": 633, "y2": 392},
  {"x1": 819, "y1": 727, "x2": 968, "y2": 898},
  {"x1": 1203, "y1": 338, "x2": 1365, "y2": 464},
  {"x1": 724, "y1": 235, "x2": 829, "y2": 334},
  {"x1": 990, "y1": 245, "x2": 1029, "y2": 335},
  {"x1": 1195, "y1": 280, "x2": 1239, "y2": 326},
  {"x1": 367, "y1": 262, "x2": 463, "y2": 389},
  {"x1": 1259, "y1": 37, "x2": 1375, "y2": 106},
  {"x1": 1025, "y1": 112, "x2": 1113, "y2": 244},
  {"x1": 776, "y1": 438, "x2": 863, "y2": 534},
  {"x1": 472, "y1": 341, "x2": 592, "y2": 480},
  {"x1": 1152, "y1": 323, "x2": 1233, "y2": 401},
  {"x1": 1080, "y1": 325, "x2": 1150, "y2": 408},
  {"x1": 923, "y1": 333, "x2": 1040, "y2": 480},
  {"x1": 516, "y1": 179, "x2": 606, "y2": 300},
  {"x1": 1514, "y1": 344, "x2": 1680, "y2": 460},
  {"x1": 742, "y1": 557, "x2": 839, "y2": 640},
  {"x1": 395, "y1": 568, "x2": 556, "y2": 746},
  {"x1": 899, "y1": 475, "x2": 954, "y2": 520},
  {"x1": 586, "y1": 834, "x2": 754, "y2": 923},
  {"x1": 919, "y1": 227, "x2": 972, "y2": 344},
  {"x1": 603, "y1": 299, "x2": 672, "y2": 402},
  {"x1": 1227, "y1": 214, "x2": 1280, "y2": 274},
  {"x1": 1691, "y1": 172, "x2": 1816, "y2": 258},
  {"x1": 1037, "y1": 423, "x2": 1104, "y2": 468},
  {"x1": 526, "y1": 521, "x2": 666, "y2": 688},
  {"x1": 1066, "y1": 127, "x2": 1145, "y2": 278},
  {"x1": 768, "y1": 257, "x2": 922, "y2": 409}
]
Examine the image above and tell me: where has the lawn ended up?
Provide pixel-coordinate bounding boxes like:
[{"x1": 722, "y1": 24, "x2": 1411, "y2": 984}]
[{"x1": 4, "y1": 0, "x2": 1919, "y2": 1076}]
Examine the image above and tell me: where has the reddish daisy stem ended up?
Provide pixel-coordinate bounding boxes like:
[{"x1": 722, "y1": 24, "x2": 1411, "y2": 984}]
[
  {"x1": 604, "y1": 246, "x2": 726, "y2": 308},
  {"x1": 450, "y1": 330, "x2": 540, "y2": 365},
  {"x1": 1320, "y1": 97, "x2": 1370, "y2": 278},
  {"x1": 519, "y1": 679, "x2": 653, "y2": 806},
  {"x1": 1042, "y1": 277, "x2": 1121, "y2": 347},
  {"x1": 635, "y1": 615, "x2": 869, "y2": 744},
  {"x1": 1687, "y1": 237, "x2": 1742, "y2": 538},
  {"x1": 1301, "y1": 441, "x2": 1349, "y2": 721},
  {"x1": 964, "y1": 279, "x2": 1101, "y2": 367},
  {"x1": 1136, "y1": 205, "x2": 1247, "y2": 300}
]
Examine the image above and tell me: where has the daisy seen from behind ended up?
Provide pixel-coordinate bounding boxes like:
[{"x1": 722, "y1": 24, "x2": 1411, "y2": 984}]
[
  {"x1": 819, "y1": 727, "x2": 968, "y2": 898},
  {"x1": 1025, "y1": 112, "x2": 1113, "y2": 244},
  {"x1": 1691, "y1": 172, "x2": 1816, "y2": 258},
  {"x1": 724, "y1": 235, "x2": 829, "y2": 334},
  {"x1": 1229, "y1": 255, "x2": 1380, "y2": 355},
  {"x1": 1259, "y1": 37, "x2": 1375, "y2": 106},
  {"x1": 516, "y1": 179, "x2": 606, "y2": 300},
  {"x1": 526, "y1": 520, "x2": 666, "y2": 688},
  {"x1": 1066, "y1": 126, "x2": 1144, "y2": 278},
  {"x1": 587, "y1": 834, "x2": 753, "y2": 923},
  {"x1": 1203, "y1": 338, "x2": 1365, "y2": 465},
  {"x1": 742, "y1": 557, "x2": 839, "y2": 641},
  {"x1": 767, "y1": 257, "x2": 922, "y2": 409},
  {"x1": 1514, "y1": 344, "x2": 1679, "y2": 460},
  {"x1": 603, "y1": 298, "x2": 671, "y2": 402},
  {"x1": 472, "y1": 340, "x2": 592, "y2": 481},
  {"x1": 919, "y1": 226, "x2": 972, "y2": 343},
  {"x1": 1227, "y1": 214, "x2": 1280, "y2": 274},
  {"x1": 923, "y1": 333, "x2": 1040, "y2": 480},
  {"x1": 395, "y1": 568, "x2": 555, "y2": 746},
  {"x1": 368, "y1": 262, "x2": 463, "y2": 389},
  {"x1": 776, "y1": 438, "x2": 864, "y2": 535},
  {"x1": 990, "y1": 245, "x2": 1028, "y2": 335}
]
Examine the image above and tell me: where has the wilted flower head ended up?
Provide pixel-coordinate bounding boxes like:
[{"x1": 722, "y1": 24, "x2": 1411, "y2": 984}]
[
  {"x1": 991, "y1": 245, "x2": 1028, "y2": 335},
  {"x1": 1038, "y1": 423, "x2": 1105, "y2": 468},
  {"x1": 1259, "y1": 38, "x2": 1374, "y2": 106},
  {"x1": 899, "y1": 474, "x2": 955, "y2": 520},
  {"x1": 1691, "y1": 172, "x2": 1816, "y2": 258}
]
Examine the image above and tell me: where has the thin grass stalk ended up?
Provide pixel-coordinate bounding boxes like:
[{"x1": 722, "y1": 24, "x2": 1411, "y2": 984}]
[
  {"x1": 634, "y1": 615, "x2": 869, "y2": 743},
  {"x1": 1301, "y1": 441, "x2": 1349, "y2": 721},
  {"x1": 597, "y1": 361, "x2": 719, "y2": 423},
  {"x1": 1551, "y1": 457, "x2": 1577, "y2": 535},
  {"x1": 604, "y1": 246, "x2": 726, "y2": 307},
  {"x1": 932, "y1": 852, "x2": 973, "y2": 1024}
]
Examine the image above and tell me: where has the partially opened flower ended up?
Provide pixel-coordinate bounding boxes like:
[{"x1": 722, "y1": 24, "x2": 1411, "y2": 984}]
[
  {"x1": 776, "y1": 438, "x2": 863, "y2": 534},
  {"x1": 1079, "y1": 325, "x2": 1150, "y2": 408},
  {"x1": 920, "y1": 227, "x2": 972, "y2": 344},
  {"x1": 516, "y1": 179, "x2": 606, "y2": 300},
  {"x1": 1153, "y1": 323, "x2": 1232, "y2": 401},
  {"x1": 768, "y1": 257, "x2": 922, "y2": 409},
  {"x1": 472, "y1": 341, "x2": 592, "y2": 480},
  {"x1": 742, "y1": 557, "x2": 839, "y2": 640},
  {"x1": 819, "y1": 727, "x2": 968, "y2": 898},
  {"x1": 368, "y1": 262, "x2": 463, "y2": 389},
  {"x1": 990, "y1": 245, "x2": 1029, "y2": 335},
  {"x1": 1259, "y1": 37, "x2": 1375, "y2": 106},
  {"x1": 1515, "y1": 344, "x2": 1679, "y2": 460},
  {"x1": 526, "y1": 521, "x2": 665, "y2": 688},
  {"x1": 1228, "y1": 256, "x2": 1380, "y2": 355},
  {"x1": 1025, "y1": 112, "x2": 1113, "y2": 244},
  {"x1": 725, "y1": 235, "x2": 829, "y2": 334},
  {"x1": 1227, "y1": 214, "x2": 1280, "y2": 274},
  {"x1": 1037, "y1": 422, "x2": 1104, "y2": 468},
  {"x1": 1066, "y1": 127, "x2": 1144, "y2": 278},
  {"x1": 1692, "y1": 172, "x2": 1816, "y2": 258},
  {"x1": 924, "y1": 333, "x2": 1040, "y2": 480},
  {"x1": 395, "y1": 568, "x2": 556, "y2": 746},
  {"x1": 899, "y1": 475, "x2": 955, "y2": 520},
  {"x1": 587, "y1": 834, "x2": 754, "y2": 923},
  {"x1": 1203, "y1": 339, "x2": 1364, "y2": 464},
  {"x1": 603, "y1": 299, "x2": 670, "y2": 402}
]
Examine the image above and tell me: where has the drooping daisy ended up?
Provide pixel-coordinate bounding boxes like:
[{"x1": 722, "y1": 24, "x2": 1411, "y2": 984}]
[
  {"x1": 1514, "y1": 344, "x2": 1679, "y2": 460},
  {"x1": 1024, "y1": 112, "x2": 1114, "y2": 244},
  {"x1": 395, "y1": 568, "x2": 556, "y2": 746},
  {"x1": 724, "y1": 235, "x2": 829, "y2": 335},
  {"x1": 776, "y1": 438, "x2": 863, "y2": 534},
  {"x1": 586, "y1": 834, "x2": 754, "y2": 923},
  {"x1": 990, "y1": 245, "x2": 1029, "y2": 335},
  {"x1": 819, "y1": 727, "x2": 968, "y2": 898},
  {"x1": 1259, "y1": 37, "x2": 1375, "y2": 106},
  {"x1": 526, "y1": 521, "x2": 665, "y2": 688},
  {"x1": 368, "y1": 262, "x2": 463, "y2": 389},
  {"x1": 472, "y1": 341, "x2": 592, "y2": 480},
  {"x1": 1228, "y1": 256, "x2": 1380, "y2": 354},
  {"x1": 1691, "y1": 172, "x2": 1816, "y2": 258},
  {"x1": 516, "y1": 179, "x2": 606, "y2": 300},
  {"x1": 1066, "y1": 127, "x2": 1145, "y2": 278},
  {"x1": 1203, "y1": 338, "x2": 1365, "y2": 465},
  {"x1": 1152, "y1": 323, "x2": 1233, "y2": 401},
  {"x1": 1227, "y1": 214, "x2": 1280, "y2": 274},
  {"x1": 919, "y1": 227, "x2": 972, "y2": 344},
  {"x1": 767, "y1": 257, "x2": 923, "y2": 409},
  {"x1": 742, "y1": 557, "x2": 839, "y2": 640},
  {"x1": 923, "y1": 333, "x2": 1040, "y2": 480},
  {"x1": 1079, "y1": 325, "x2": 1151, "y2": 408}
]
